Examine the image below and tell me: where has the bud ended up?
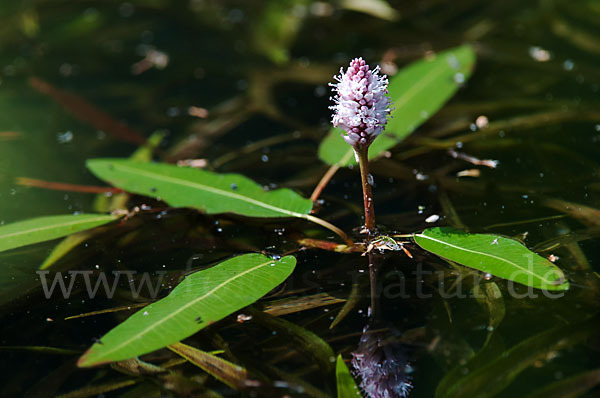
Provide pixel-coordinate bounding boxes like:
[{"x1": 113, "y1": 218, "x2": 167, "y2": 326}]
[{"x1": 330, "y1": 58, "x2": 392, "y2": 151}]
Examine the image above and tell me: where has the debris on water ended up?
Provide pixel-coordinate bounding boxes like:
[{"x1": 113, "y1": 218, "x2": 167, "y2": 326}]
[
  {"x1": 457, "y1": 169, "x2": 481, "y2": 177},
  {"x1": 367, "y1": 173, "x2": 374, "y2": 186},
  {"x1": 413, "y1": 170, "x2": 428, "y2": 180},
  {"x1": 177, "y1": 158, "x2": 207, "y2": 168},
  {"x1": 237, "y1": 314, "x2": 252, "y2": 323},
  {"x1": 56, "y1": 130, "x2": 73, "y2": 143},
  {"x1": 529, "y1": 46, "x2": 551, "y2": 62},
  {"x1": 187, "y1": 106, "x2": 208, "y2": 118},
  {"x1": 449, "y1": 149, "x2": 498, "y2": 168},
  {"x1": 563, "y1": 59, "x2": 574, "y2": 71},
  {"x1": 475, "y1": 115, "x2": 489, "y2": 129},
  {"x1": 425, "y1": 214, "x2": 440, "y2": 223}
]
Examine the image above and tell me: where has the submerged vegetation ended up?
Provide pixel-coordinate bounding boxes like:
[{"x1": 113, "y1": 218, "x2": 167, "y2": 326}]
[{"x1": 0, "y1": 0, "x2": 599, "y2": 397}]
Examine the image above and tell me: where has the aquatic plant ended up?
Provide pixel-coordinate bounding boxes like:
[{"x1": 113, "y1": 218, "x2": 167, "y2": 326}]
[{"x1": 0, "y1": 44, "x2": 577, "y2": 397}]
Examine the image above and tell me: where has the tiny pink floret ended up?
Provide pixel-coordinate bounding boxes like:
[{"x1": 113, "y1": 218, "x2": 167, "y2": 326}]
[{"x1": 330, "y1": 58, "x2": 392, "y2": 150}]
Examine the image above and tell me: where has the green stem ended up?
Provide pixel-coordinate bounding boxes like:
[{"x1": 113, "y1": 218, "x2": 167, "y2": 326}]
[{"x1": 356, "y1": 148, "x2": 376, "y2": 236}]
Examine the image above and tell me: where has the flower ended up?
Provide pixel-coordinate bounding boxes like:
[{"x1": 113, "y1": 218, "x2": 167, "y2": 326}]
[{"x1": 330, "y1": 58, "x2": 392, "y2": 151}]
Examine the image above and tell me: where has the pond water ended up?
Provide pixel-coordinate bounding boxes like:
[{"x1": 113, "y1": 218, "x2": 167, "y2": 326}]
[{"x1": 0, "y1": 0, "x2": 599, "y2": 397}]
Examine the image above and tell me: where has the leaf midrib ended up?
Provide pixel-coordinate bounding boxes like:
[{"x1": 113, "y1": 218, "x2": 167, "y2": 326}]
[
  {"x1": 0, "y1": 215, "x2": 114, "y2": 241},
  {"x1": 84, "y1": 258, "x2": 278, "y2": 363},
  {"x1": 415, "y1": 233, "x2": 560, "y2": 284},
  {"x1": 103, "y1": 162, "x2": 308, "y2": 218}
]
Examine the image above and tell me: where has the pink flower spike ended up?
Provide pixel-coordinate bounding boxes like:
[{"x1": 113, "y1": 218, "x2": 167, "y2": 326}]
[{"x1": 330, "y1": 58, "x2": 392, "y2": 151}]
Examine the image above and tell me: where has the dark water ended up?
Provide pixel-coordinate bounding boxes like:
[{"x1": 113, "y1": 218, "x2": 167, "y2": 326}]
[{"x1": 0, "y1": 0, "x2": 599, "y2": 397}]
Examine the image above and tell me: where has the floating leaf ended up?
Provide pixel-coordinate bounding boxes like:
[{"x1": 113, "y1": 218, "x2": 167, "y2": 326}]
[
  {"x1": 414, "y1": 227, "x2": 569, "y2": 291},
  {"x1": 78, "y1": 253, "x2": 296, "y2": 367},
  {"x1": 336, "y1": 355, "x2": 361, "y2": 398},
  {"x1": 319, "y1": 45, "x2": 476, "y2": 166},
  {"x1": 87, "y1": 158, "x2": 349, "y2": 242},
  {"x1": 0, "y1": 214, "x2": 120, "y2": 253},
  {"x1": 87, "y1": 159, "x2": 313, "y2": 218},
  {"x1": 168, "y1": 342, "x2": 249, "y2": 390}
]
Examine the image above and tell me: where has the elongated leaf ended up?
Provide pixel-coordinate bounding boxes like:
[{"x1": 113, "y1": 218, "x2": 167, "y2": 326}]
[
  {"x1": 336, "y1": 355, "x2": 361, "y2": 398},
  {"x1": 168, "y1": 342, "x2": 249, "y2": 390},
  {"x1": 78, "y1": 253, "x2": 296, "y2": 367},
  {"x1": 0, "y1": 214, "x2": 119, "y2": 253},
  {"x1": 87, "y1": 159, "x2": 313, "y2": 218},
  {"x1": 437, "y1": 317, "x2": 597, "y2": 398},
  {"x1": 248, "y1": 307, "x2": 335, "y2": 375},
  {"x1": 526, "y1": 368, "x2": 600, "y2": 398},
  {"x1": 414, "y1": 227, "x2": 569, "y2": 291},
  {"x1": 319, "y1": 45, "x2": 476, "y2": 166},
  {"x1": 39, "y1": 228, "x2": 102, "y2": 270}
]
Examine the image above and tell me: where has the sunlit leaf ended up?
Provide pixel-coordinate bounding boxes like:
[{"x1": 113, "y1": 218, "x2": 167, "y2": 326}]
[
  {"x1": 336, "y1": 354, "x2": 361, "y2": 398},
  {"x1": 87, "y1": 159, "x2": 313, "y2": 218},
  {"x1": 78, "y1": 254, "x2": 296, "y2": 367},
  {"x1": 340, "y1": 0, "x2": 400, "y2": 21},
  {"x1": 318, "y1": 45, "x2": 476, "y2": 166},
  {"x1": 169, "y1": 342, "x2": 250, "y2": 390},
  {"x1": 0, "y1": 214, "x2": 120, "y2": 253},
  {"x1": 414, "y1": 227, "x2": 569, "y2": 291}
]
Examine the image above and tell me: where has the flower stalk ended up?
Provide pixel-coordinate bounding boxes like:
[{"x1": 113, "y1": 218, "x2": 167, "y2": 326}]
[
  {"x1": 329, "y1": 57, "x2": 391, "y2": 237},
  {"x1": 356, "y1": 147, "x2": 376, "y2": 236}
]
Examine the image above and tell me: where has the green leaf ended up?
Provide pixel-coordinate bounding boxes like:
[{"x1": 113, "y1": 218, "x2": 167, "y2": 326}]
[
  {"x1": 525, "y1": 368, "x2": 600, "y2": 398},
  {"x1": 87, "y1": 159, "x2": 313, "y2": 219},
  {"x1": 0, "y1": 214, "x2": 119, "y2": 253},
  {"x1": 78, "y1": 253, "x2": 296, "y2": 367},
  {"x1": 247, "y1": 306, "x2": 336, "y2": 375},
  {"x1": 414, "y1": 227, "x2": 569, "y2": 291},
  {"x1": 319, "y1": 44, "x2": 476, "y2": 166},
  {"x1": 436, "y1": 317, "x2": 597, "y2": 398},
  {"x1": 336, "y1": 355, "x2": 361, "y2": 398},
  {"x1": 168, "y1": 342, "x2": 249, "y2": 390},
  {"x1": 39, "y1": 228, "x2": 102, "y2": 270}
]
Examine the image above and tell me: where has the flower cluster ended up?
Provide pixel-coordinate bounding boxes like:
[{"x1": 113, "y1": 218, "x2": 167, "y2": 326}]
[
  {"x1": 330, "y1": 58, "x2": 392, "y2": 151},
  {"x1": 352, "y1": 326, "x2": 413, "y2": 398}
]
